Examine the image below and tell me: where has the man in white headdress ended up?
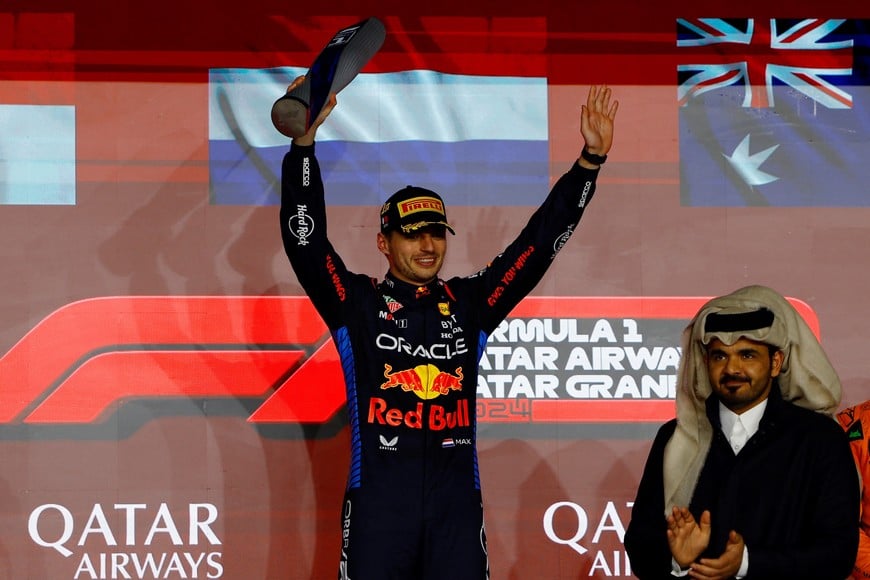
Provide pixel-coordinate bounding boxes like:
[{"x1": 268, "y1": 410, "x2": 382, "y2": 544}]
[{"x1": 624, "y1": 285, "x2": 859, "y2": 579}]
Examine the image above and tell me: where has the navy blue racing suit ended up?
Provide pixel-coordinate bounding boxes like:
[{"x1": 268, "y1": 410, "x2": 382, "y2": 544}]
[{"x1": 280, "y1": 143, "x2": 601, "y2": 580}]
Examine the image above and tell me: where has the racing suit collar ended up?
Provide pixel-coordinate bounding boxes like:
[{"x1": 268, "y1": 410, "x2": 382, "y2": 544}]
[{"x1": 382, "y1": 271, "x2": 443, "y2": 301}]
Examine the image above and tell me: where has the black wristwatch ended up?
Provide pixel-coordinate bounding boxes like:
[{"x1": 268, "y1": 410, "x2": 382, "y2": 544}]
[{"x1": 580, "y1": 146, "x2": 607, "y2": 166}]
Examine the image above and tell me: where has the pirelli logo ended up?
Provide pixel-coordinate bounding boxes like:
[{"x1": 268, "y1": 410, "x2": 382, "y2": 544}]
[{"x1": 398, "y1": 196, "x2": 445, "y2": 218}]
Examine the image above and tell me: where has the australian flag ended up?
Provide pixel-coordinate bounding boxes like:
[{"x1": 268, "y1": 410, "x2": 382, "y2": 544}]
[{"x1": 678, "y1": 19, "x2": 870, "y2": 206}]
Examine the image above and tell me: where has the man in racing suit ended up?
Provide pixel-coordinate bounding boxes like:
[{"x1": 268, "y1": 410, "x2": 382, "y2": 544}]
[
  {"x1": 837, "y1": 400, "x2": 870, "y2": 579},
  {"x1": 279, "y1": 78, "x2": 618, "y2": 579}
]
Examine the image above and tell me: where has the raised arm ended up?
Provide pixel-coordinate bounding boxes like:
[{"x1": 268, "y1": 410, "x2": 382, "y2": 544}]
[
  {"x1": 279, "y1": 79, "x2": 354, "y2": 329},
  {"x1": 469, "y1": 85, "x2": 619, "y2": 329}
]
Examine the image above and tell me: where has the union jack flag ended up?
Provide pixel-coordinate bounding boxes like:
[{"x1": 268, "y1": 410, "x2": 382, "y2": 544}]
[
  {"x1": 678, "y1": 18, "x2": 870, "y2": 207},
  {"x1": 677, "y1": 19, "x2": 854, "y2": 109}
]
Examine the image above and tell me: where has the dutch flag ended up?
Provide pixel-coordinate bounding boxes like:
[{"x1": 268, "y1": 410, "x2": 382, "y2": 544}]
[{"x1": 208, "y1": 66, "x2": 548, "y2": 207}]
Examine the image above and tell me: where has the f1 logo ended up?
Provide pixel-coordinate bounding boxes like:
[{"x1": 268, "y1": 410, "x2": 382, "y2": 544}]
[
  {"x1": 329, "y1": 25, "x2": 361, "y2": 47},
  {"x1": 0, "y1": 295, "x2": 821, "y2": 436},
  {"x1": 0, "y1": 296, "x2": 345, "y2": 427}
]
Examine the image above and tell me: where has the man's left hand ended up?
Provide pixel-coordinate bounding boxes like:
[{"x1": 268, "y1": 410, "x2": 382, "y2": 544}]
[
  {"x1": 580, "y1": 84, "x2": 618, "y2": 160},
  {"x1": 688, "y1": 530, "x2": 745, "y2": 580}
]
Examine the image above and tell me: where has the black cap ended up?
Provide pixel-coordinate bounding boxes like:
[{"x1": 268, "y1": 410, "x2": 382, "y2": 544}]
[{"x1": 379, "y1": 186, "x2": 456, "y2": 235}]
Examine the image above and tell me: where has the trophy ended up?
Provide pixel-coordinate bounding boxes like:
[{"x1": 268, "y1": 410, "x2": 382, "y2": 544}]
[{"x1": 271, "y1": 17, "x2": 386, "y2": 138}]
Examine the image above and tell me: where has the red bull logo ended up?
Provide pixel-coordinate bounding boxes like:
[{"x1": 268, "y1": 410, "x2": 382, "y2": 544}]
[
  {"x1": 380, "y1": 364, "x2": 463, "y2": 400},
  {"x1": 367, "y1": 397, "x2": 471, "y2": 430}
]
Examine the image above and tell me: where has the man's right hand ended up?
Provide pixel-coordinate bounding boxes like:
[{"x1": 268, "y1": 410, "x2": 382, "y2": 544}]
[
  {"x1": 667, "y1": 507, "x2": 711, "y2": 569},
  {"x1": 290, "y1": 75, "x2": 338, "y2": 147}
]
